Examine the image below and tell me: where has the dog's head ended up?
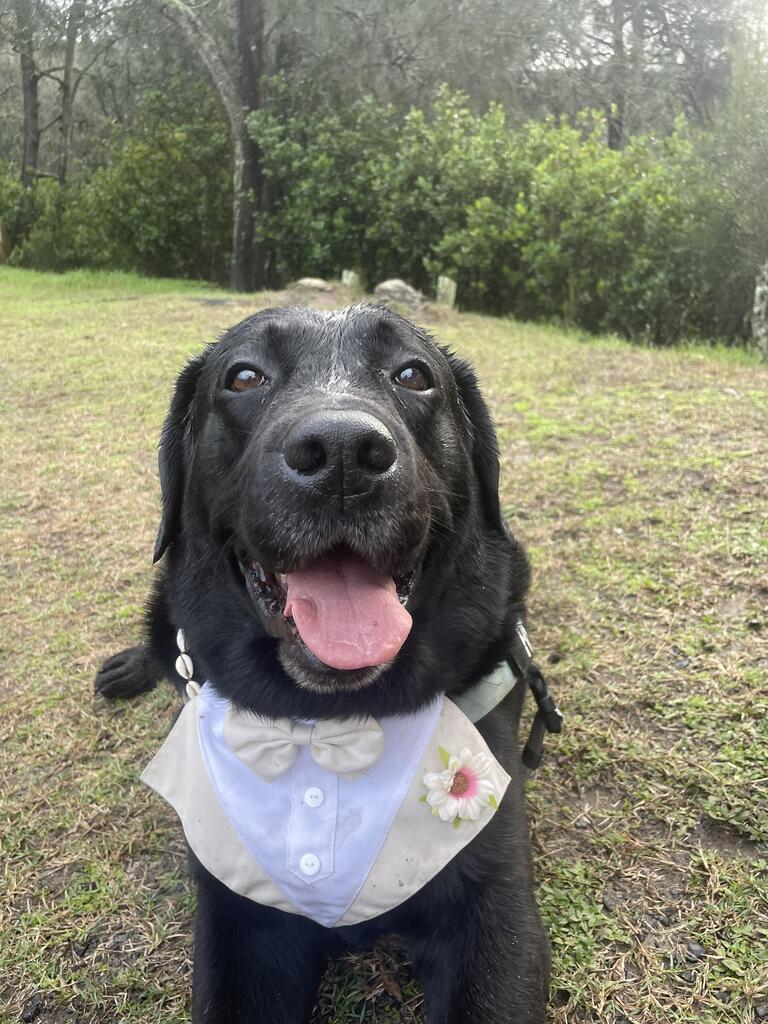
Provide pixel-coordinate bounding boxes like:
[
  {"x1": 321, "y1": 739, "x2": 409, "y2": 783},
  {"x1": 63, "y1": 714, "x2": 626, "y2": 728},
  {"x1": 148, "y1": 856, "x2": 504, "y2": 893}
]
[{"x1": 154, "y1": 304, "x2": 529, "y2": 718}]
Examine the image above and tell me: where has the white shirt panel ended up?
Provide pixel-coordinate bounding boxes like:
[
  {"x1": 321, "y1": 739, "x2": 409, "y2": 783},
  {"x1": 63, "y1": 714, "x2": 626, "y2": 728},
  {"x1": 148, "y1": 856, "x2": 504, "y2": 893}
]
[{"x1": 196, "y1": 685, "x2": 441, "y2": 927}]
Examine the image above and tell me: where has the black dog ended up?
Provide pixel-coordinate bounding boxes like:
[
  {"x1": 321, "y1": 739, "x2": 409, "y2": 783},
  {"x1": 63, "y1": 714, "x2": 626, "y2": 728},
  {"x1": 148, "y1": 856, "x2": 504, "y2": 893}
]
[{"x1": 96, "y1": 304, "x2": 550, "y2": 1023}]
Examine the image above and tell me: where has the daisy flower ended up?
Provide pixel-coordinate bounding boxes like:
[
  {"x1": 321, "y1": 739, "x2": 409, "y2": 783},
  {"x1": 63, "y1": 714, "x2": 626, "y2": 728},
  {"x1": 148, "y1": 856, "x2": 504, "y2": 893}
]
[{"x1": 423, "y1": 747, "x2": 498, "y2": 823}]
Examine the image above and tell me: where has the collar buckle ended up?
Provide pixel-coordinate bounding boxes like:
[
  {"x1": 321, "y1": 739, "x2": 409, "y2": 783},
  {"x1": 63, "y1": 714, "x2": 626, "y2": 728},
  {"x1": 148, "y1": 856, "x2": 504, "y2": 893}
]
[{"x1": 508, "y1": 619, "x2": 564, "y2": 774}]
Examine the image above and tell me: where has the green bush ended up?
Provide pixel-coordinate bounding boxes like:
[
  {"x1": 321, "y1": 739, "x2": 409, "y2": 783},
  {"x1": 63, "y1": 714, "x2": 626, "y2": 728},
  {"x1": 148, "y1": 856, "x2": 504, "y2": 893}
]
[
  {"x1": 12, "y1": 80, "x2": 232, "y2": 280},
  {"x1": 359, "y1": 92, "x2": 521, "y2": 290},
  {"x1": 250, "y1": 83, "x2": 525, "y2": 291},
  {"x1": 92, "y1": 85, "x2": 232, "y2": 280},
  {"x1": 431, "y1": 197, "x2": 526, "y2": 315},
  {"x1": 249, "y1": 80, "x2": 392, "y2": 282},
  {"x1": 514, "y1": 117, "x2": 717, "y2": 341},
  {"x1": 9, "y1": 176, "x2": 113, "y2": 271},
  {"x1": 5, "y1": 72, "x2": 764, "y2": 345},
  {"x1": 253, "y1": 90, "x2": 730, "y2": 342},
  {"x1": 690, "y1": 46, "x2": 768, "y2": 341},
  {"x1": 433, "y1": 114, "x2": 726, "y2": 341},
  {"x1": 0, "y1": 161, "x2": 24, "y2": 259}
]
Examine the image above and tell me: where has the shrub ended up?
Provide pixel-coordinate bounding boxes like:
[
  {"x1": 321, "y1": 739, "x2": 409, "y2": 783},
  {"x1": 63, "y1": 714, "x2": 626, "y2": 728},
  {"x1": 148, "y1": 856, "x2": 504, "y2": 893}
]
[
  {"x1": 249, "y1": 80, "x2": 393, "y2": 282},
  {"x1": 6, "y1": 71, "x2": 764, "y2": 346},
  {"x1": 252, "y1": 87, "x2": 733, "y2": 343},
  {"x1": 250, "y1": 83, "x2": 525, "y2": 290},
  {"x1": 12, "y1": 80, "x2": 232, "y2": 280},
  {"x1": 515, "y1": 117, "x2": 717, "y2": 341},
  {"x1": 0, "y1": 161, "x2": 24, "y2": 259},
  {"x1": 434, "y1": 114, "x2": 727, "y2": 342},
  {"x1": 90, "y1": 85, "x2": 232, "y2": 280}
]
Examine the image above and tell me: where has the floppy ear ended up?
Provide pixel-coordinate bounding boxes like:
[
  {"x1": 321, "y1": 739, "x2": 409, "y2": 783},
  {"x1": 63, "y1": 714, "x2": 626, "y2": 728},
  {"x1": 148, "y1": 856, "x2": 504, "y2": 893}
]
[
  {"x1": 152, "y1": 354, "x2": 206, "y2": 563},
  {"x1": 444, "y1": 350, "x2": 505, "y2": 532}
]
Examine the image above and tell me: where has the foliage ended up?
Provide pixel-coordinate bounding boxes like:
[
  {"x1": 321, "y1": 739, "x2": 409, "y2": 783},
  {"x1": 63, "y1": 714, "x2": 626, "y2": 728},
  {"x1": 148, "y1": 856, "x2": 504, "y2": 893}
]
[
  {"x1": 0, "y1": 160, "x2": 24, "y2": 257},
  {"x1": 11, "y1": 82, "x2": 232, "y2": 281},
  {"x1": 248, "y1": 79, "x2": 390, "y2": 283},
  {"x1": 4, "y1": 67, "x2": 768, "y2": 345},
  {"x1": 505, "y1": 117, "x2": 719, "y2": 341},
  {"x1": 251, "y1": 84, "x2": 522, "y2": 291},
  {"x1": 689, "y1": 42, "x2": 768, "y2": 339},
  {"x1": 252, "y1": 86, "x2": 747, "y2": 344}
]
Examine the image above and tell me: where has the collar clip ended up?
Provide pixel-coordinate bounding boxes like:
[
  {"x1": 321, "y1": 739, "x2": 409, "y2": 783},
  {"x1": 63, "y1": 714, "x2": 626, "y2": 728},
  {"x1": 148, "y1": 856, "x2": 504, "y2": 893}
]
[{"x1": 508, "y1": 619, "x2": 564, "y2": 774}]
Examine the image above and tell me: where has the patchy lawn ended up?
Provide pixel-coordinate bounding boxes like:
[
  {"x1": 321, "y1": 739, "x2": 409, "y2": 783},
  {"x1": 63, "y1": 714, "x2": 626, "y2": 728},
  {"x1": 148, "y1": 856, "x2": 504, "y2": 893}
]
[{"x1": 1, "y1": 266, "x2": 766, "y2": 1024}]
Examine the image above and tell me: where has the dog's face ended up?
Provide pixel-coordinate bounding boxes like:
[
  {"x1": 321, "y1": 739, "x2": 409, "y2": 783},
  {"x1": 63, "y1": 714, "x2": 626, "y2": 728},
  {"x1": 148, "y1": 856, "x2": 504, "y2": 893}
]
[{"x1": 155, "y1": 305, "x2": 528, "y2": 717}]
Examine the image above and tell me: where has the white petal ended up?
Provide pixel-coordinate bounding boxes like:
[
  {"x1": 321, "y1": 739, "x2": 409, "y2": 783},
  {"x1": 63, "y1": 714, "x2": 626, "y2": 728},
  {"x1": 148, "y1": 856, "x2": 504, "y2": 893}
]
[
  {"x1": 459, "y1": 797, "x2": 483, "y2": 821},
  {"x1": 424, "y1": 769, "x2": 454, "y2": 791},
  {"x1": 427, "y1": 789, "x2": 447, "y2": 807},
  {"x1": 468, "y1": 752, "x2": 492, "y2": 777},
  {"x1": 439, "y1": 796, "x2": 460, "y2": 821}
]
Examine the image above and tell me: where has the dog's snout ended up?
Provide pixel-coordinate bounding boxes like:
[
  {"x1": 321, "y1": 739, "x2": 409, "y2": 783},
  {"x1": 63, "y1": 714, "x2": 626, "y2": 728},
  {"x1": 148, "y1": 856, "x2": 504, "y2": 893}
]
[{"x1": 282, "y1": 410, "x2": 397, "y2": 492}]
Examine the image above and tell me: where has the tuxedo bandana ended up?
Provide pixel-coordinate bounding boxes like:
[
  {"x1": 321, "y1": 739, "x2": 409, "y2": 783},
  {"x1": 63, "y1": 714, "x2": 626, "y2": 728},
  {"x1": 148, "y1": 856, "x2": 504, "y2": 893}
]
[{"x1": 142, "y1": 679, "x2": 512, "y2": 927}]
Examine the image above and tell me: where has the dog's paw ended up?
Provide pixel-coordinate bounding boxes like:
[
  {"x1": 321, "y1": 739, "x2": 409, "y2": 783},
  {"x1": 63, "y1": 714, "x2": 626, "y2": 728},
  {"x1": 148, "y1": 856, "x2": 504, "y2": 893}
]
[{"x1": 94, "y1": 644, "x2": 159, "y2": 699}]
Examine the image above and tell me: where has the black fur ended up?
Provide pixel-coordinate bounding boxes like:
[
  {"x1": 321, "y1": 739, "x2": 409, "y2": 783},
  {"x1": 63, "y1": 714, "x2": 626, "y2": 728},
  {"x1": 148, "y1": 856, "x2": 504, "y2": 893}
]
[{"x1": 95, "y1": 304, "x2": 550, "y2": 1022}]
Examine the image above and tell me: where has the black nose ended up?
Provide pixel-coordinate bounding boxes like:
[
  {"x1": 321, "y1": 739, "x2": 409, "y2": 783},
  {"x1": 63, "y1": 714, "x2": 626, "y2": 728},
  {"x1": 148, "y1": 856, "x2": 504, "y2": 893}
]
[{"x1": 282, "y1": 410, "x2": 397, "y2": 494}]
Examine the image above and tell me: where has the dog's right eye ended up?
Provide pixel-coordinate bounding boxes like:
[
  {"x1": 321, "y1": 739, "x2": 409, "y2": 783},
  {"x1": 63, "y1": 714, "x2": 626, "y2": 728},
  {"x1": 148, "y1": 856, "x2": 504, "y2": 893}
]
[{"x1": 228, "y1": 367, "x2": 267, "y2": 392}]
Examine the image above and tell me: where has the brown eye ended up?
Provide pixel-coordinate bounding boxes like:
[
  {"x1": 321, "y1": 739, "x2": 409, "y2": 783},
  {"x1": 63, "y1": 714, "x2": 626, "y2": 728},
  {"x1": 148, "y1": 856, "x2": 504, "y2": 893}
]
[
  {"x1": 394, "y1": 364, "x2": 432, "y2": 392},
  {"x1": 229, "y1": 367, "x2": 267, "y2": 392}
]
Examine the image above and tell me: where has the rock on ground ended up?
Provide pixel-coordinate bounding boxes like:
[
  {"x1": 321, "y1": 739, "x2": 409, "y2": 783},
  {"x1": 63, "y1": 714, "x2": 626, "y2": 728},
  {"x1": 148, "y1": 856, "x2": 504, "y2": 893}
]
[
  {"x1": 294, "y1": 277, "x2": 334, "y2": 292},
  {"x1": 373, "y1": 279, "x2": 424, "y2": 309}
]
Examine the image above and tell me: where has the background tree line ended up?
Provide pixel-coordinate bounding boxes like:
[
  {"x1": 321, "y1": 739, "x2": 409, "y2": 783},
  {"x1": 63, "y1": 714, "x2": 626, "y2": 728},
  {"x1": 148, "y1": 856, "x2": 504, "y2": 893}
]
[{"x1": 0, "y1": 0, "x2": 766, "y2": 345}]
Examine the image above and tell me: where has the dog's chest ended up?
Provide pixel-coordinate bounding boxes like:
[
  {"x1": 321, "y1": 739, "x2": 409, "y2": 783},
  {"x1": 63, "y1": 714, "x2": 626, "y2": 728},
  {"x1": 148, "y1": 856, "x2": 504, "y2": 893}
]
[{"x1": 142, "y1": 684, "x2": 510, "y2": 927}]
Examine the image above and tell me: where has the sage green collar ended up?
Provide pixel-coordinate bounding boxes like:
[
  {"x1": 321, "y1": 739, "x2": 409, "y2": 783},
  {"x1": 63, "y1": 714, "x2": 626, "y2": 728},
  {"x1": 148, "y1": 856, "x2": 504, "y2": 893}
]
[{"x1": 452, "y1": 660, "x2": 518, "y2": 723}]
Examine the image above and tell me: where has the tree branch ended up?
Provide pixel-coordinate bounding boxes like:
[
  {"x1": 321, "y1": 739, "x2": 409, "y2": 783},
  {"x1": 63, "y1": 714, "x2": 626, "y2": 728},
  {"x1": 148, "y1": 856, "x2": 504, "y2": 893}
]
[
  {"x1": 39, "y1": 113, "x2": 62, "y2": 134},
  {"x1": 158, "y1": 0, "x2": 242, "y2": 133}
]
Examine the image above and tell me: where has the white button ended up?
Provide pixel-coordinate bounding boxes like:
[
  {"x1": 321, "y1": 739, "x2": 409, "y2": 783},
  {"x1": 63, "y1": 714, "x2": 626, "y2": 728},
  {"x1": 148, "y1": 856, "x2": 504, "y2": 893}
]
[
  {"x1": 304, "y1": 787, "x2": 324, "y2": 807},
  {"x1": 299, "y1": 853, "x2": 320, "y2": 876}
]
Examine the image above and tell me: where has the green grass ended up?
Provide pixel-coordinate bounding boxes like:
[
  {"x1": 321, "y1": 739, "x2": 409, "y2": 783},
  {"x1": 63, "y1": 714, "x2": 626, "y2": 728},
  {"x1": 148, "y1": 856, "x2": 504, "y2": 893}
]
[
  {"x1": 1, "y1": 266, "x2": 766, "y2": 1023},
  {"x1": 0, "y1": 265, "x2": 217, "y2": 297}
]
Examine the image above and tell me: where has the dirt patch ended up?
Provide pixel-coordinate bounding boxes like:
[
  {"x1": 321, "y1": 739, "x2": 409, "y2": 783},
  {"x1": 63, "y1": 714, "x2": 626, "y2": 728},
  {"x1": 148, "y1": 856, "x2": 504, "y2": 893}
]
[{"x1": 696, "y1": 815, "x2": 765, "y2": 861}]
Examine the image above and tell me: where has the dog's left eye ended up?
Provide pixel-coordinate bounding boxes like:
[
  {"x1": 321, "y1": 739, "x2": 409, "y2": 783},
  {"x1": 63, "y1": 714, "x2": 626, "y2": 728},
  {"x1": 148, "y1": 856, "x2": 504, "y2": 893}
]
[
  {"x1": 228, "y1": 367, "x2": 267, "y2": 392},
  {"x1": 393, "y1": 364, "x2": 433, "y2": 392}
]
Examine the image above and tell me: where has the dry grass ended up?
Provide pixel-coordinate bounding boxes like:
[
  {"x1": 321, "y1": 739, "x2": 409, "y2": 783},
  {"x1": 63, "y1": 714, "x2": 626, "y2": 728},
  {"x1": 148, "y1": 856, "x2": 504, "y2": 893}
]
[{"x1": 1, "y1": 267, "x2": 766, "y2": 1024}]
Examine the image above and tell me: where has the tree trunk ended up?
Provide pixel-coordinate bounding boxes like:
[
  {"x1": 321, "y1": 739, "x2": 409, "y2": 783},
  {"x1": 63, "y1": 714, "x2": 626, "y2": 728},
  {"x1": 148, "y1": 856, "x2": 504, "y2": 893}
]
[
  {"x1": 58, "y1": 0, "x2": 86, "y2": 185},
  {"x1": 160, "y1": 0, "x2": 265, "y2": 291},
  {"x1": 13, "y1": 0, "x2": 40, "y2": 244},
  {"x1": 628, "y1": 1, "x2": 645, "y2": 136},
  {"x1": 230, "y1": 0, "x2": 265, "y2": 291},
  {"x1": 230, "y1": 127, "x2": 262, "y2": 291},
  {"x1": 607, "y1": 0, "x2": 626, "y2": 150},
  {"x1": 14, "y1": 0, "x2": 40, "y2": 189}
]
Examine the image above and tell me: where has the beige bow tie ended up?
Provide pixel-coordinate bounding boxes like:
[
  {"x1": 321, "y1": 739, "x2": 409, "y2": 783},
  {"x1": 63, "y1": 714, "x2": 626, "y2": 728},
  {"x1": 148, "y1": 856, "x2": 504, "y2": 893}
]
[{"x1": 223, "y1": 711, "x2": 385, "y2": 782}]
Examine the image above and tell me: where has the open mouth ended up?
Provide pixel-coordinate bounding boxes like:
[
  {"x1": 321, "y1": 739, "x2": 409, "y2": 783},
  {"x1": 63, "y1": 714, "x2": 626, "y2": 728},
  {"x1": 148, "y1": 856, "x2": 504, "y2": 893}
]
[{"x1": 239, "y1": 548, "x2": 416, "y2": 673}]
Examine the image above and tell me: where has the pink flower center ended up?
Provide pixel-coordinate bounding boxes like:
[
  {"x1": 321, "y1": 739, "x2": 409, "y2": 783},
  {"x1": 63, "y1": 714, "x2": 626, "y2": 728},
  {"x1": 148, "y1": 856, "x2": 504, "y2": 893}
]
[{"x1": 449, "y1": 769, "x2": 478, "y2": 798}]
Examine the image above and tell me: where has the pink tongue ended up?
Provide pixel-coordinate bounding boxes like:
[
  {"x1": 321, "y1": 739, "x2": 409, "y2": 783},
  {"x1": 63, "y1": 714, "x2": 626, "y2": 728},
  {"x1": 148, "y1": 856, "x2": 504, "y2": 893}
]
[{"x1": 282, "y1": 553, "x2": 412, "y2": 671}]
